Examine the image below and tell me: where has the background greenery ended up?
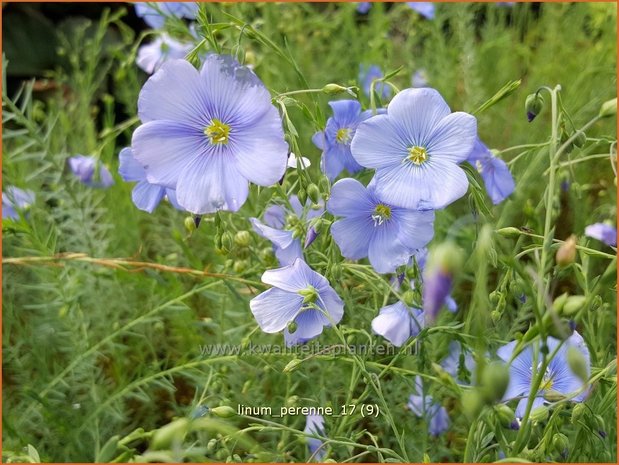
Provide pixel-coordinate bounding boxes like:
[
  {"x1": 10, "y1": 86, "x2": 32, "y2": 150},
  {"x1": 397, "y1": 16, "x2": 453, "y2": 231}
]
[{"x1": 2, "y1": 2, "x2": 617, "y2": 462}]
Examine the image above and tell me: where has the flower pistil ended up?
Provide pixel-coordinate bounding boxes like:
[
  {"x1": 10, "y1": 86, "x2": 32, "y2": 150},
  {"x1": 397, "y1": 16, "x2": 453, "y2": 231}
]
[{"x1": 205, "y1": 119, "x2": 231, "y2": 145}]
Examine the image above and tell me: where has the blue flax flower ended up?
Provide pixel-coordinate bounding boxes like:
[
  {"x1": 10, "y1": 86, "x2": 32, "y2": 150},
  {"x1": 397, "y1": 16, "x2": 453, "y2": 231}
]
[
  {"x1": 407, "y1": 2, "x2": 435, "y2": 19},
  {"x1": 304, "y1": 414, "x2": 326, "y2": 461},
  {"x1": 359, "y1": 64, "x2": 392, "y2": 99},
  {"x1": 2, "y1": 186, "x2": 35, "y2": 220},
  {"x1": 68, "y1": 155, "x2": 114, "y2": 188},
  {"x1": 498, "y1": 331, "x2": 591, "y2": 418},
  {"x1": 312, "y1": 100, "x2": 378, "y2": 181},
  {"x1": 250, "y1": 258, "x2": 344, "y2": 346},
  {"x1": 132, "y1": 55, "x2": 288, "y2": 214},
  {"x1": 351, "y1": 88, "x2": 477, "y2": 210},
  {"x1": 327, "y1": 178, "x2": 435, "y2": 273},
  {"x1": 467, "y1": 139, "x2": 515, "y2": 205},
  {"x1": 408, "y1": 376, "x2": 449, "y2": 436},
  {"x1": 134, "y1": 2, "x2": 198, "y2": 29},
  {"x1": 371, "y1": 301, "x2": 424, "y2": 347},
  {"x1": 356, "y1": 2, "x2": 371, "y2": 14},
  {"x1": 137, "y1": 33, "x2": 193, "y2": 74},
  {"x1": 585, "y1": 223, "x2": 617, "y2": 247},
  {"x1": 118, "y1": 147, "x2": 181, "y2": 213},
  {"x1": 250, "y1": 196, "x2": 323, "y2": 266}
]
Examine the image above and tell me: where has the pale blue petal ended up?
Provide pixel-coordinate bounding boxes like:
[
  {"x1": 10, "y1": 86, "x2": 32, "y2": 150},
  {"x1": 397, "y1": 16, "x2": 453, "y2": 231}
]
[
  {"x1": 407, "y1": 2, "x2": 435, "y2": 19},
  {"x1": 388, "y1": 88, "x2": 451, "y2": 145},
  {"x1": 393, "y1": 209, "x2": 435, "y2": 251},
  {"x1": 250, "y1": 288, "x2": 303, "y2": 333},
  {"x1": 426, "y1": 112, "x2": 478, "y2": 164},
  {"x1": 137, "y1": 59, "x2": 207, "y2": 124},
  {"x1": 250, "y1": 218, "x2": 296, "y2": 249},
  {"x1": 368, "y1": 225, "x2": 411, "y2": 273},
  {"x1": 118, "y1": 147, "x2": 146, "y2": 182},
  {"x1": 373, "y1": 158, "x2": 469, "y2": 210},
  {"x1": 131, "y1": 120, "x2": 203, "y2": 188},
  {"x1": 351, "y1": 114, "x2": 409, "y2": 168},
  {"x1": 515, "y1": 396, "x2": 543, "y2": 419},
  {"x1": 132, "y1": 181, "x2": 166, "y2": 213},
  {"x1": 331, "y1": 217, "x2": 373, "y2": 260},
  {"x1": 284, "y1": 309, "x2": 326, "y2": 346},
  {"x1": 497, "y1": 340, "x2": 518, "y2": 362},
  {"x1": 327, "y1": 178, "x2": 374, "y2": 217},
  {"x1": 275, "y1": 238, "x2": 303, "y2": 266},
  {"x1": 175, "y1": 152, "x2": 249, "y2": 214},
  {"x1": 322, "y1": 145, "x2": 349, "y2": 180},
  {"x1": 263, "y1": 204, "x2": 286, "y2": 228},
  {"x1": 371, "y1": 301, "x2": 413, "y2": 346},
  {"x1": 261, "y1": 258, "x2": 315, "y2": 293},
  {"x1": 165, "y1": 189, "x2": 182, "y2": 210},
  {"x1": 312, "y1": 131, "x2": 325, "y2": 150},
  {"x1": 429, "y1": 404, "x2": 449, "y2": 436},
  {"x1": 585, "y1": 223, "x2": 617, "y2": 246}
]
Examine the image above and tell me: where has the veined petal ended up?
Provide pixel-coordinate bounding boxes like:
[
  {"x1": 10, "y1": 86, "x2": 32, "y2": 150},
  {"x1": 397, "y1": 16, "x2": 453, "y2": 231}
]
[
  {"x1": 250, "y1": 218, "x2": 296, "y2": 249},
  {"x1": 328, "y1": 100, "x2": 362, "y2": 126},
  {"x1": 275, "y1": 239, "x2": 303, "y2": 266},
  {"x1": 175, "y1": 152, "x2": 249, "y2": 214},
  {"x1": 426, "y1": 112, "x2": 478, "y2": 163},
  {"x1": 132, "y1": 181, "x2": 166, "y2": 213},
  {"x1": 350, "y1": 114, "x2": 408, "y2": 168},
  {"x1": 368, "y1": 225, "x2": 411, "y2": 273},
  {"x1": 327, "y1": 178, "x2": 374, "y2": 216},
  {"x1": 393, "y1": 209, "x2": 435, "y2": 251},
  {"x1": 284, "y1": 309, "x2": 327, "y2": 346},
  {"x1": 387, "y1": 88, "x2": 451, "y2": 145},
  {"x1": 132, "y1": 120, "x2": 204, "y2": 188},
  {"x1": 331, "y1": 216, "x2": 374, "y2": 260},
  {"x1": 261, "y1": 258, "x2": 314, "y2": 293},
  {"x1": 118, "y1": 147, "x2": 146, "y2": 182},
  {"x1": 250, "y1": 288, "x2": 303, "y2": 333},
  {"x1": 322, "y1": 146, "x2": 347, "y2": 181},
  {"x1": 312, "y1": 131, "x2": 326, "y2": 151},
  {"x1": 373, "y1": 158, "x2": 469, "y2": 210},
  {"x1": 138, "y1": 59, "x2": 207, "y2": 125},
  {"x1": 371, "y1": 301, "x2": 413, "y2": 347}
]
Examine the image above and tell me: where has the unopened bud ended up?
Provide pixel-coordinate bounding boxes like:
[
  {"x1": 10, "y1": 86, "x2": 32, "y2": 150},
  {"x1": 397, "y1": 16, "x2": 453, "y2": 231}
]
[
  {"x1": 322, "y1": 83, "x2": 348, "y2": 94},
  {"x1": 563, "y1": 295, "x2": 586, "y2": 317},
  {"x1": 151, "y1": 418, "x2": 189, "y2": 450},
  {"x1": 552, "y1": 293, "x2": 569, "y2": 313},
  {"x1": 184, "y1": 216, "x2": 197, "y2": 233},
  {"x1": 525, "y1": 92, "x2": 544, "y2": 122},
  {"x1": 480, "y1": 362, "x2": 510, "y2": 403},
  {"x1": 530, "y1": 405, "x2": 549, "y2": 423},
  {"x1": 221, "y1": 231, "x2": 233, "y2": 253},
  {"x1": 599, "y1": 97, "x2": 617, "y2": 118},
  {"x1": 461, "y1": 390, "x2": 483, "y2": 421},
  {"x1": 574, "y1": 130, "x2": 587, "y2": 148},
  {"x1": 318, "y1": 175, "x2": 331, "y2": 195},
  {"x1": 304, "y1": 226, "x2": 319, "y2": 249},
  {"x1": 401, "y1": 290, "x2": 416, "y2": 307},
  {"x1": 495, "y1": 404, "x2": 515, "y2": 428},
  {"x1": 552, "y1": 433, "x2": 569, "y2": 456},
  {"x1": 234, "y1": 230, "x2": 251, "y2": 247},
  {"x1": 567, "y1": 346, "x2": 589, "y2": 382},
  {"x1": 283, "y1": 358, "x2": 302, "y2": 373},
  {"x1": 211, "y1": 406, "x2": 236, "y2": 418},
  {"x1": 297, "y1": 188, "x2": 308, "y2": 206},
  {"x1": 571, "y1": 402, "x2": 586, "y2": 424},
  {"x1": 556, "y1": 235, "x2": 577, "y2": 267},
  {"x1": 307, "y1": 183, "x2": 321, "y2": 204},
  {"x1": 496, "y1": 227, "x2": 521, "y2": 238}
]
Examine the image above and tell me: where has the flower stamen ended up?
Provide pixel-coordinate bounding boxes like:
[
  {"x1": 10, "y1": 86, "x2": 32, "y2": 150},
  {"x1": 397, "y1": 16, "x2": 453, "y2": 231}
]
[
  {"x1": 204, "y1": 119, "x2": 231, "y2": 145},
  {"x1": 372, "y1": 203, "x2": 392, "y2": 226},
  {"x1": 408, "y1": 146, "x2": 428, "y2": 165},
  {"x1": 336, "y1": 127, "x2": 352, "y2": 144}
]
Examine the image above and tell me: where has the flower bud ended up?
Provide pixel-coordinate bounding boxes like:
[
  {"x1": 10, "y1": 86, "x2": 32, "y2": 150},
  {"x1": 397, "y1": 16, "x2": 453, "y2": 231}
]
[
  {"x1": 221, "y1": 231, "x2": 233, "y2": 253},
  {"x1": 151, "y1": 418, "x2": 189, "y2": 450},
  {"x1": 563, "y1": 295, "x2": 586, "y2": 317},
  {"x1": 495, "y1": 404, "x2": 515, "y2": 428},
  {"x1": 184, "y1": 216, "x2": 197, "y2": 233},
  {"x1": 234, "y1": 230, "x2": 251, "y2": 247},
  {"x1": 304, "y1": 226, "x2": 319, "y2": 249},
  {"x1": 530, "y1": 405, "x2": 549, "y2": 423},
  {"x1": 307, "y1": 183, "x2": 321, "y2": 204},
  {"x1": 496, "y1": 227, "x2": 522, "y2": 238},
  {"x1": 567, "y1": 346, "x2": 588, "y2": 382},
  {"x1": 461, "y1": 390, "x2": 483, "y2": 421},
  {"x1": 552, "y1": 433, "x2": 569, "y2": 456},
  {"x1": 480, "y1": 362, "x2": 510, "y2": 403},
  {"x1": 283, "y1": 358, "x2": 302, "y2": 373},
  {"x1": 322, "y1": 83, "x2": 348, "y2": 94},
  {"x1": 573, "y1": 130, "x2": 587, "y2": 148},
  {"x1": 525, "y1": 92, "x2": 544, "y2": 122},
  {"x1": 556, "y1": 235, "x2": 577, "y2": 267},
  {"x1": 571, "y1": 402, "x2": 586, "y2": 424},
  {"x1": 233, "y1": 260, "x2": 248, "y2": 274},
  {"x1": 210, "y1": 406, "x2": 236, "y2": 418},
  {"x1": 599, "y1": 97, "x2": 617, "y2": 118},
  {"x1": 318, "y1": 175, "x2": 331, "y2": 195},
  {"x1": 297, "y1": 187, "x2": 308, "y2": 206}
]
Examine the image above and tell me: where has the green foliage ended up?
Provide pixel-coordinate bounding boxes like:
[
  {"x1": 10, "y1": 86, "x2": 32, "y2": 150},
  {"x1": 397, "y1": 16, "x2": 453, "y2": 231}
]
[{"x1": 3, "y1": 2, "x2": 617, "y2": 463}]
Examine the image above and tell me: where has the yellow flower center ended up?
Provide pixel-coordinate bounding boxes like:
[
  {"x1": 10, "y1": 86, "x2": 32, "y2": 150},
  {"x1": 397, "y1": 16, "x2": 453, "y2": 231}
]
[
  {"x1": 204, "y1": 119, "x2": 231, "y2": 145},
  {"x1": 408, "y1": 146, "x2": 428, "y2": 165},
  {"x1": 540, "y1": 376, "x2": 554, "y2": 391},
  {"x1": 372, "y1": 203, "x2": 392, "y2": 226},
  {"x1": 336, "y1": 127, "x2": 352, "y2": 144}
]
